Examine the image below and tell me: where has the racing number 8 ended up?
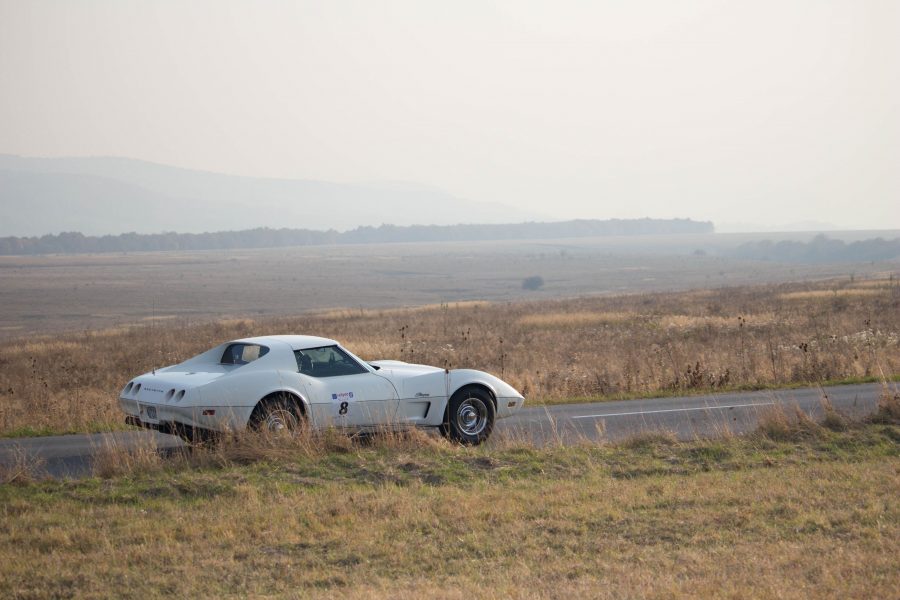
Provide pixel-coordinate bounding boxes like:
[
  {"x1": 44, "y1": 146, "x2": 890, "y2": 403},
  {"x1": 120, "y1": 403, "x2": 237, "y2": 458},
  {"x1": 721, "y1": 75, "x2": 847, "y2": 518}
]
[{"x1": 338, "y1": 401, "x2": 349, "y2": 416}]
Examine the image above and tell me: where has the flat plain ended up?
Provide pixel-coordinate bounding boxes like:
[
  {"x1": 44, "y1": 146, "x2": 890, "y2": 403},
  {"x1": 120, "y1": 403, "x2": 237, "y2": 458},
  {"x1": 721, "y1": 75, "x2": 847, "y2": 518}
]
[{"x1": 1, "y1": 233, "x2": 892, "y2": 338}]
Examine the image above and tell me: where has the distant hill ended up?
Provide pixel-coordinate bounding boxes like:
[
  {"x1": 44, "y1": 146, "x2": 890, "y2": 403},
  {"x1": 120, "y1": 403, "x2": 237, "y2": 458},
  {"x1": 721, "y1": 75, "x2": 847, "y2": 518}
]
[
  {"x1": 0, "y1": 154, "x2": 545, "y2": 236},
  {"x1": 0, "y1": 219, "x2": 714, "y2": 255}
]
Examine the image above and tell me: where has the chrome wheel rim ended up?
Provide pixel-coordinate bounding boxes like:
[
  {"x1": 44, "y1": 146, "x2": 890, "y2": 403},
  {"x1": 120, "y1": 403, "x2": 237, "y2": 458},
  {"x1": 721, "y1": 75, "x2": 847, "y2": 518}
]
[
  {"x1": 456, "y1": 397, "x2": 488, "y2": 436},
  {"x1": 264, "y1": 409, "x2": 297, "y2": 433}
]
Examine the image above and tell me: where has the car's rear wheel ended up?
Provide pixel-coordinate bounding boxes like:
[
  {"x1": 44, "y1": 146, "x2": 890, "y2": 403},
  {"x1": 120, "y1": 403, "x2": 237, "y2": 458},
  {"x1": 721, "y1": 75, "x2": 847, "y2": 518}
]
[
  {"x1": 249, "y1": 393, "x2": 305, "y2": 435},
  {"x1": 440, "y1": 386, "x2": 495, "y2": 445}
]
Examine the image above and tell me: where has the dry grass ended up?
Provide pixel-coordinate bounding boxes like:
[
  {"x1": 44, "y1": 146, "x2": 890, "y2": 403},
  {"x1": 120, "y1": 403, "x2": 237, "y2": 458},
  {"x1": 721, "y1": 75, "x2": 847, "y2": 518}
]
[
  {"x1": 616, "y1": 430, "x2": 679, "y2": 449},
  {"x1": 16, "y1": 340, "x2": 83, "y2": 355},
  {"x1": 317, "y1": 301, "x2": 491, "y2": 321},
  {"x1": 871, "y1": 390, "x2": 900, "y2": 425},
  {"x1": 850, "y1": 279, "x2": 898, "y2": 289},
  {"x1": 517, "y1": 311, "x2": 636, "y2": 328},
  {"x1": 0, "y1": 417, "x2": 898, "y2": 599},
  {"x1": 90, "y1": 435, "x2": 168, "y2": 479},
  {"x1": 0, "y1": 277, "x2": 898, "y2": 436},
  {"x1": 87, "y1": 426, "x2": 454, "y2": 480},
  {"x1": 659, "y1": 311, "x2": 781, "y2": 329},
  {"x1": 779, "y1": 289, "x2": 883, "y2": 300},
  {"x1": 0, "y1": 445, "x2": 45, "y2": 485},
  {"x1": 755, "y1": 404, "x2": 830, "y2": 442}
]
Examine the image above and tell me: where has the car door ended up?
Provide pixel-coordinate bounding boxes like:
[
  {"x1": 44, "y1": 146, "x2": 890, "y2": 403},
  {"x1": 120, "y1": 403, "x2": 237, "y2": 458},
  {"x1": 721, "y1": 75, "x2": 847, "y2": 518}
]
[{"x1": 296, "y1": 345, "x2": 399, "y2": 428}]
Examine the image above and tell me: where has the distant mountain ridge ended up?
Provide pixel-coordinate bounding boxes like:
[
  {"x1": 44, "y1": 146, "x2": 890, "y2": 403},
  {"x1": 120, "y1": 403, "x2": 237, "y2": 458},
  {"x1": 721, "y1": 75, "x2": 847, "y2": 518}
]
[
  {"x1": 0, "y1": 219, "x2": 714, "y2": 255},
  {"x1": 0, "y1": 154, "x2": 545, "y2": 236}
]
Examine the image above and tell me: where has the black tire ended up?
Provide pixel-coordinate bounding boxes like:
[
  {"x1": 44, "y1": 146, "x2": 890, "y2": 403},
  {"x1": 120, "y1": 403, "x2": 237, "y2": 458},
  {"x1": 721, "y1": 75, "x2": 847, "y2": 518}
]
[
  {"x1": 249, "y1": 393, "x2": 304, "y2": 434},
  {"x1": 440, "y1": 386, "x2": 495, "y2": 445}
]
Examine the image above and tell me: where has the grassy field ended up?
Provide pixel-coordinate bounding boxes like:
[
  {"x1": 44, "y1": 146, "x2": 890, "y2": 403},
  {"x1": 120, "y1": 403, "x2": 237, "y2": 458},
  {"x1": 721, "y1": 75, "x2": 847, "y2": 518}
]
[
  {"x1": 1, "y1": 398, "x2": 898, "y2": 599},
  {"x1": 0, "y1": 236, "x2": 890, "y2": 338},
  {"x1": 0, "y1": 275, "x2": 898, "y2": 436}
]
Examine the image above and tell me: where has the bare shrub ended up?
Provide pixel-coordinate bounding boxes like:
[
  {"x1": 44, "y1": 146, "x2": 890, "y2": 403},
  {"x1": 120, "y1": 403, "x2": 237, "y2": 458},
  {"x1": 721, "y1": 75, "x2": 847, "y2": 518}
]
[
  {"x1": 358, "y1": 426, "x2": 447, "y2": 452},
  {"x1": 755, "y1": 405, "x2": 824, "y2": 442},
  {"x1": 755, "y1": 405, "x2": 795, "y2": 442},
  {"x1": 0, "y1": 446, "x2": 45, "y2": 485},
  {"x1": 820, "y1": 398, "x2": 849, "y2": 432},
  {"x1": 91, "y1": 435, "x2": 166, "y2": 479},
  {"x1": 870, "y1": 391, "x2": 900, "y2": 425},
  {"x1": 521, "y1": 275, "x2": 544, "y2": 290}
]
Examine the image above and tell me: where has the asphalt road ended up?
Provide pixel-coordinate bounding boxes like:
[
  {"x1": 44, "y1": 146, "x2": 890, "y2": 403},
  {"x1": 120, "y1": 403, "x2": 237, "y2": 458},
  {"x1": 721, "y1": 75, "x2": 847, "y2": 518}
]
[{"x1": 0, "y1": 382, "x2": 890, "y2": 479}]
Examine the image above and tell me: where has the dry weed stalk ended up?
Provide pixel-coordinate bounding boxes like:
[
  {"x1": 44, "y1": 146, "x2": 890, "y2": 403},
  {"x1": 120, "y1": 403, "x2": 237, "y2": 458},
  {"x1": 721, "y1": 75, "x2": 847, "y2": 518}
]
[
  {"x1": 0, "y1": 445, "x2": 45, "y2": 484},
  {"x1": 90, "y1": 434, "x2": 166, "y2": 479},
  {"x1": 871, "y1": 390, "x2": 900, "y2": 424}
]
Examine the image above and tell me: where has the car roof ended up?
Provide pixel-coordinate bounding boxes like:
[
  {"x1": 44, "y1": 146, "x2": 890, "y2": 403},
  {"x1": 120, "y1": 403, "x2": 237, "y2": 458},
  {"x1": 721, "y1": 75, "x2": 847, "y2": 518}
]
[{"x1": 232, "y1": 335, "x2": 340, "y2": 351}]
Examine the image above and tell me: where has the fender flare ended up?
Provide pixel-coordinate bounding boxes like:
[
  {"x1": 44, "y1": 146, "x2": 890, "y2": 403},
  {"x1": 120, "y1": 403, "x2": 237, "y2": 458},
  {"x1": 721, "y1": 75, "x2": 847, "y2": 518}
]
[{"x1": 250, "y1": 389, "x2": 310, "y2": 423}]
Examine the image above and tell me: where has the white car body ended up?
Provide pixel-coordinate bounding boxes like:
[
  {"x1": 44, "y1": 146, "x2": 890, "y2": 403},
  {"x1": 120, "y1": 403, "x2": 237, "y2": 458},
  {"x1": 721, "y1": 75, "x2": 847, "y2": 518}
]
[{"x1": 119, "y1": 335, "x2": 525, "y2": 442}]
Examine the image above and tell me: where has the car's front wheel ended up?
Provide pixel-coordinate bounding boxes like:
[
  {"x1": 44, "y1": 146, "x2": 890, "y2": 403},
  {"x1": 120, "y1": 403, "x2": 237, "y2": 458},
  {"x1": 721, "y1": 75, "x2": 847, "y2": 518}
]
[{"x1": 440, "y1": 386, "x2": 495, "y2": 445}]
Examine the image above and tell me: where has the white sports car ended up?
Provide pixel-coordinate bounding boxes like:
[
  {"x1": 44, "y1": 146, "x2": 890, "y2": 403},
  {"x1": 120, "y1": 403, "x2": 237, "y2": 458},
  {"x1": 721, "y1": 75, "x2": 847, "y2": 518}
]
[{"x1": 119, "y1": 335, "x2": 525, "y2": 445}]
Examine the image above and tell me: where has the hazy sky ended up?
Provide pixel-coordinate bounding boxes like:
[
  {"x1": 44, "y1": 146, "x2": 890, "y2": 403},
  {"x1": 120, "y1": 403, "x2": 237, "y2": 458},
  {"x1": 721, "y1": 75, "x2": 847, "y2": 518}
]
[{"x1": 1, "y1": 0, "x2": 898, "y2": 230}]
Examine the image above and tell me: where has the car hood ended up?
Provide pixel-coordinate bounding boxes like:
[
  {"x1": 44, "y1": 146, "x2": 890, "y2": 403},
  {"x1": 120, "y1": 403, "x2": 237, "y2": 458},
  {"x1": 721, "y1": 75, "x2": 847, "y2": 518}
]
[
  {"x1": 370, "y1": 361, "x2": 444, "y2": 377},
  {"x1": 369, "y1": 361, "x2": 446, "y2": 399}
]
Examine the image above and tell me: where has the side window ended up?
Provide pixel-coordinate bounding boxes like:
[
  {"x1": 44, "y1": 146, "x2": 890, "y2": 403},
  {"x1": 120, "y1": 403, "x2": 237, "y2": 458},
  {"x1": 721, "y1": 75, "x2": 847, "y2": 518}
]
[
  {"x1": 294, "y1": 346, "x2": 368, "y2": 377},
  {"x1": 221, "y1": 343, "x2": 269, "y2": 365}
]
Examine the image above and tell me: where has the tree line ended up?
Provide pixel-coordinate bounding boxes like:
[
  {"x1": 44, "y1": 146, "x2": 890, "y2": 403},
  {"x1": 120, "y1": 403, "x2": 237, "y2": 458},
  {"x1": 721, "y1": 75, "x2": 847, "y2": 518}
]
[
  {"x1": 730, "y1": 234, "x2": 900, "y2": 263},
  {"x1": 0, "y1": 218, "x2": 713, "y2": 255}
]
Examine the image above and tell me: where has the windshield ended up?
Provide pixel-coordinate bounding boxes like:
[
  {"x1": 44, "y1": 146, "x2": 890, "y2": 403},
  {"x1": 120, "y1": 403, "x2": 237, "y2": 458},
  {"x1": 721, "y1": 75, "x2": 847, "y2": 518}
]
[{"x1": 294, "y1": 345, "x2": 368, "y2": 377}]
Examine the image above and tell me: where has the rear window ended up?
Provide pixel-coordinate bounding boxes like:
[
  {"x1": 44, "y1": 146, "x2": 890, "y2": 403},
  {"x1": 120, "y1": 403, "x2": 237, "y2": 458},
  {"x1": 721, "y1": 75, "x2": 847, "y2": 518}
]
[
  {"x1": 221, "y1": 343, "x2": 269, "y2": 365},
  {"x1": 294, "y1": 346, "x2": 368, "y2": 377}
]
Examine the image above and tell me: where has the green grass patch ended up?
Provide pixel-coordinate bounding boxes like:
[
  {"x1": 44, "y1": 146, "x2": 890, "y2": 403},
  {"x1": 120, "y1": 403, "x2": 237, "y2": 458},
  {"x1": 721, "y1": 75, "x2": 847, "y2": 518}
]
[{"x1": 0, "y1": 420, "x2": 130, "y2": 439}]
